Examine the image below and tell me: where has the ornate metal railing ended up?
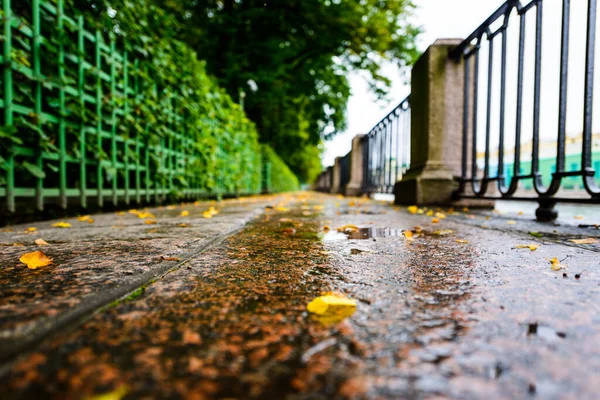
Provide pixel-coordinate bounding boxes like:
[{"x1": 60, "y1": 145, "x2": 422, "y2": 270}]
[
  {"x1": 363, "y1": 96, "x2": 411, "y2": 194},
  {"x1": 450, "y1": 0, "x2": 600, "y2": 219}
]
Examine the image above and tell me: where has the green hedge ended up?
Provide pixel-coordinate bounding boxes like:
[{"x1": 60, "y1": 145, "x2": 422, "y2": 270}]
[
  {"x1": 0, "y1": 0, "x2": 295, "y2": 212},
  {"x1": 262, "y1": 145, "x2": 300, "y2": 193}
]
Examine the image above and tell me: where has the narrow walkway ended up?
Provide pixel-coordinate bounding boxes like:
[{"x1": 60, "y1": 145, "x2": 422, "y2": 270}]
[{"x1": 1, "y1": 193, "x2": 599, "y2": 399}]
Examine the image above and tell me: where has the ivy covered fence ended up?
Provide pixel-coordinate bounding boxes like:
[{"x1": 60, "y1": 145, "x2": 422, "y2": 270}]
[{"x1": 0, "y1": 0, "x2": 298, "y2": 214}]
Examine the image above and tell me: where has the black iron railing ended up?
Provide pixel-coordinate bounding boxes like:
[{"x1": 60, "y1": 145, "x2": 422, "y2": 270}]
[
  {"x1": 339, "y1": 152, "x2": 351, "y2": 192},
  {"x1": 450, "y1": 0, "x2": 600, "y2": 219},
  {"x1": 363, "y1": 96, "x2": 411, "y2": 194}
]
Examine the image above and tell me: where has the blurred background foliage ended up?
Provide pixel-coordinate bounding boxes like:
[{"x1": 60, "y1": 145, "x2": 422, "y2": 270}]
[{"x1": 68, "y1": 0, "x2": 419, "y2": 184}]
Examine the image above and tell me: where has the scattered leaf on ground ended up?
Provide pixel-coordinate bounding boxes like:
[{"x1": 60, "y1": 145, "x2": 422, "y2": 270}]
[
  {"x1": 322, "y1": 225, "x2": 331, "y2": 232},
  {"x1": 414, "y1": 226, "x2": 423, "y2": 233},
  {"x1": 85, "y1": 385, "x2": 129, "y2": 400},
  {"x1": 336, "y1": 224, "x2": 360, "y2": 233},
  {"x1": 433, "y1": 229, "x2": 454, "y2": 236},
  {"x1": 51, "y1": 222, "x2": 71, "y2": 228},
  {"x1": 19, "y1": 250, "x2": 53, "y2": 269},
  {"x1": 569, "y1": 238, "x2": 598, "y2": 244},
  {"x1": 574, "y1": 215, "x2": 584, "y2": 220},
  {"x1": 178, "y1": 223, "x2": 190, "y2": 228},
  {"x1": 279, "y1": 218, "x2": 291, "y2": 222},
  {"x1": 350, "y1": 248, "x2": 369, "y2": 254},
  {"x1": 180, "y1": 210, "x2": 189, "y2": 217},
  {"x1": 431, "y1": 218, "x2": 440, "y2": 224},
  {"x1": 529, "y1": 231, "x2": 544, "y2": 238},
  {"x1": 550, "y1": 257, "x2": 566, "y2": 271},
  {"x1": 426, "y1": 210, "x2": 434, "y2": 216},
  {"x1": 307, "y1": 293, "x2": 356, "y2": 325},
  {"x1": 34, "y1": 238, "x2": 49, "y2": 246},
  {"x1": 276, "y1": 206, "x2": 290, "y2": 212},
  {"x1": 407, "y1": 205, "x2": 418, "y2": 214},
  {"x1": 144, "y1": 219, "x2": 157, "y2": 225},
  {"x1": 137, "y1": 212, "x2": 155, "y2": 219},
  {"x1": 160, "y1": 256, "x2": 181, "y2": 261},
  {"x1": 281, "y1": 228, "x2": 296, "y2": 235},
  {"x1": 507, "y1": 220, "x2": 517, "y2": 225},
  {"x1": 26, "y1": 227, "x2": 37, "y2": 232},
  {"x1": 116, "y1": 211, "x2": 126, "y2": 216},
  {"x1": 463, "y1": 207, "x2": 469, "y2": 212},
  {"x1": 435, "y1": 212, "x2": 447, "y2": 219},
  {"x1": 77, "y1": 215, "x2": 94, "y2": 223},
  {"x1": 404, "y1": 231, "x2": 414, "y2": 241},
  {"x1": 456, "y1": 239, "x2": 469, "y2": 244},
  {"x1": 515, "y1": 244, "x2": 540, "y2": 251}
]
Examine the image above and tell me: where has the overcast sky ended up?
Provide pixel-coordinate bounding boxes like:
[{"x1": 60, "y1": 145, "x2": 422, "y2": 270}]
[{"x1": 323, "y1": 0, "x2": 593, "y2": 167}]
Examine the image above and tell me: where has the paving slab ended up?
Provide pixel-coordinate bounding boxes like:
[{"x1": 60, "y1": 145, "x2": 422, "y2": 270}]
[
  {"x1": 0, "y1": 196, "x2": 280, "y2": 365},
  {"x1": 0, "y1": 193, "x2": 599, "y2": 399}
]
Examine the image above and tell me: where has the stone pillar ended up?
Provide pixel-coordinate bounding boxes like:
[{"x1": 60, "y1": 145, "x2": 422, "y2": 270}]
[
  {"x1": 395, "y1": 39, "x2": 466, "y2": 205},
  {"x1": 344, "y1": 134, "x2": 366, "y2": 196},
  {"x1": 330, "y1": 157, "x2": 342, "y2": 194}
]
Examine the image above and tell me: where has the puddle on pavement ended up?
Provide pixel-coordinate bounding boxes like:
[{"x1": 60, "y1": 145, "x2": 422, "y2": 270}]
[{"x1": 323, "y1": 227, "x2": 403, "y2": 241}]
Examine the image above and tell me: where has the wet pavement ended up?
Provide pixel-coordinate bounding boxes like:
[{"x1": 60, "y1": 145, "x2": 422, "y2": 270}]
[{"x1": 0, "y1": 193, "x2": 599, "y2": 399}]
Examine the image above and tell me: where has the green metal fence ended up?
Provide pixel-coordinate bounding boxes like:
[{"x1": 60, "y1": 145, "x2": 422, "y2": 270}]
[{"x1": 1, "y1": 0, "x2": 269, "y2": 214}]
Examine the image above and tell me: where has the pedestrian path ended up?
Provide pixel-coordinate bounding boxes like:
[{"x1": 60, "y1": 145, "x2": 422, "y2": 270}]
[{"x1": 1, "y1": 193, "x2": 599, "y2": 399}]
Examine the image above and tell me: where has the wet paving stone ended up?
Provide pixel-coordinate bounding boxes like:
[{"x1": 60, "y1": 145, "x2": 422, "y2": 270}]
[{"x1": 1, "y1": 194, "x2": 599, "y2": 399}]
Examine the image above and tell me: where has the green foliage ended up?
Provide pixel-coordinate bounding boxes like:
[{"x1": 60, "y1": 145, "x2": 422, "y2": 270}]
[
  {"x1": 262, "y1": 145, "x2": 300, "y2": 193},
  {"x1": 1, "y1": 0, "x2": 299, "y2": 200},
  {"x1": 140, "y1": 0, "x2": 420, "y2": 182}
]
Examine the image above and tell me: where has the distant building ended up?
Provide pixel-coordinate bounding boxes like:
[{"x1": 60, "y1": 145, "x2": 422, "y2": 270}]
[{"x1": 477, "y1": 133, "x2": 600, "y2": 190}]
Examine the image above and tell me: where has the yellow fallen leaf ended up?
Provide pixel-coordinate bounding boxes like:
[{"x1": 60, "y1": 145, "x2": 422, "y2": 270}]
[
  {"x1": 431, "y1": 218, "x2": 440, "y2": 224},
  {"x1": 34, "y1": 238, "x2": 49, "y2": 246},
  {"x1": 203, "y1": 211, "x2": 214, "y2": 219},
  {"x1": 550, "y1": 257, "x2": 565, "y2": 271},
  {"x1": 26, "y1": 227, "x2": 37, "y2": 233},
  {"x1": 414, "y1": 226, "x2": 423, "y2": 233},
  {"x1": 456, "y1": 239, "x2": 469, "y2": 244},
  {"x1": 52, "y1": 222, "x2": 71, "y2": 228},
  {"x1": 276, "y1": 206, "x2": 290, "y2": 212},
  {"x1": 407, "y1": 205, "x2": 418, "y2": 214},
  {"x1": 404, "y1": 230, "x2": 414, "y2": 241},
  {"x1": 569, "y1": 238, "x2": 598, "y2": 245},
  {"x1": 426, "y1": 210, "x2": 434, "y2": 217},
  {"x1": 144, "y1": 219, "x2": 157, "y2": 225},
  {"x1": 77, "y1": 215, "x2": 94, "y2": 223},
  {"x1": 515, "y1": 244, "x2": 539, "y2": 251},
  {"x1": 116, "y1": 211, "x2": 126, "y2": 216},
  {"x1": 128, "y1": 209, "x2": 139, "y2": 215},
  {"x1": 323, "y1": 225, "x2": 331, "y2": 232},
  {"x1": 507, "y1": 220, "x2": 517, "y2": 225},
  {"x1": 433, "y1": 229, "x2": 454, "y2": 236},
  {"x1": 19, "y1": 250, "x2": 53, "y2": 269},
  {"x1": 180, "y1": 210, "x2": 189, "y2": 217},
  {"x1": 574, "y1": 215, "x2": 584, "y2": 220},
  {"x1": 13, "y1": 243, "x2": 24, "y2": 246},
  {"x1": 166, "y1": 205, "x2": 177, "y2": 210},
  {"x1": 178, "y1": 223, "x2": 190, "y2": 228},
  {"x1": 336, "y1": 224, "x2": 360, "y2": 233},
  {"x1": 85, "y1": 385, "x2": 129, "y2": 400},
  {"x1": 307, "y1": 293, "x2": 356, "y2": 324},
  {"x1": 137, "y1": 212, "x2": 155, "y2": 219},
  {"x1": 463, "y1": 207, "x2": 469, "y2": 212},
  {"x1": 518, "y1": 211, "x2": 524, "y2": 215},
  {"x1": 435, "y1": 212, "x2": 447, "y2": 219},
  {"x1": 313, "y1": 205, "x2": 324, "y2": 210}
]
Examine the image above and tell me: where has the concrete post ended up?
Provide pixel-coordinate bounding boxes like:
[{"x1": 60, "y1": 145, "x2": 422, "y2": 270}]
[
  {"x1": 395, "y1": 39, "x2": 466, "y2": 205},
  {"x1": 331, "y1": 157, "x2": 342, "y2": 194},
  {"x1": 344, "y1": 134, "x2": 366, "y2": 196}
]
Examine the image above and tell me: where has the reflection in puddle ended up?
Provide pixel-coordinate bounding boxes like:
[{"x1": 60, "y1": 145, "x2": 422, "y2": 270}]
[{"x1": 323, "y1": 227, "x2": 403, "y2": 241}]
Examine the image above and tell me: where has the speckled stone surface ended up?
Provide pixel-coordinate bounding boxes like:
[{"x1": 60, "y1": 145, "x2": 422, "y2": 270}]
[{"x1": 1, "y1": 193, "x2": 599, "y2": 399}]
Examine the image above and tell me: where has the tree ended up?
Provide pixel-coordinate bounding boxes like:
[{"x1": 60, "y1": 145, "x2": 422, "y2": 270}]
[{"x1": 72, "y1": 0, "x2": 420, "y2": 183}]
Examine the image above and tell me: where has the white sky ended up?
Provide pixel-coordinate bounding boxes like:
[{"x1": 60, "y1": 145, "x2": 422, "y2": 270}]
[{"x1": 323, "y1": 0, "x2": 594, "y2": 167}]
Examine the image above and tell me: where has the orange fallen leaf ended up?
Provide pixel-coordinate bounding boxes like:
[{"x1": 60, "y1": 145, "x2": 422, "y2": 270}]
[
  {"x1": 569, "y1": 238, "x2": 598, "y2": 244},
  {"x1": 456, "y1": 239, "x2": 469, "y2": 244},
  {"x1": 144, "y1": 219, "x2": 157, "y2": 225},
  {"x1": 180, "y1": 210, "x2": 189, "y2": 217},
  {"x1": 34, "y1": 238, "x2": 49, "y2": 246},
  {"x1": 431, "y1": 218, "x2": 440, "y2": 224},
  {"x1": 323, "y1": 226, "x2": 331, "y2": 232},
  {"x1": 178, "y1": 223, "x2": 190, "y2": 228},
  {"x1": 404, "y1": 231, "x2": 414, "y2": 241},
  {"x1": 574, "y1": 215, "x2": 584, "y2": 220},
  {"x1": 52, "y1": 222, "x2": 71, "y2": 228},
  {"x1": 137, "y1": 212, "x2": 155, "y2": 219},
  {"x1": 19, "y1": 250, "x2": 53, "y2": 269},
  {"x1": 26, "y1": 227, "x2": 37, "y2": 233},
  {"x1": 433, "y1": 229, "x2": 454, "y2": 236}
]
